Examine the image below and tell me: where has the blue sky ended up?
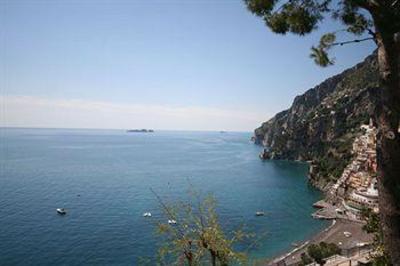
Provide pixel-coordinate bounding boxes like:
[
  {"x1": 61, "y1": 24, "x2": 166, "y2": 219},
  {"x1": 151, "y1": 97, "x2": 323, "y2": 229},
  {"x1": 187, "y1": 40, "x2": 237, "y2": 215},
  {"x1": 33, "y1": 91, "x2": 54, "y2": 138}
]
[{"x1": 1, "y1": 0, "x2": 376, "y2": 131}]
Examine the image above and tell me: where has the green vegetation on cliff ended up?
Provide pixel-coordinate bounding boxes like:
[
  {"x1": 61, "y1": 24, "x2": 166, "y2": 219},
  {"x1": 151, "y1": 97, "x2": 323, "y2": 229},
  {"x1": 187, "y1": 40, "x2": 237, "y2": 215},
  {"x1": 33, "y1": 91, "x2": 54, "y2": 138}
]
[{"x1": 254, "y1": 53, "x2": 379, "y2": 189}]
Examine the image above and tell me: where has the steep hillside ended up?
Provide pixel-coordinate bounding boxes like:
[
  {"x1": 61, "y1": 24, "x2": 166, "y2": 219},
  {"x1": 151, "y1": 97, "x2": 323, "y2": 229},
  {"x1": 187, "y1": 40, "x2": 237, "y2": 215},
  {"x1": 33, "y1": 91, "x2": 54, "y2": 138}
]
[{"x1": 254, "y1": 53, "x2": 380, "y2": 190}]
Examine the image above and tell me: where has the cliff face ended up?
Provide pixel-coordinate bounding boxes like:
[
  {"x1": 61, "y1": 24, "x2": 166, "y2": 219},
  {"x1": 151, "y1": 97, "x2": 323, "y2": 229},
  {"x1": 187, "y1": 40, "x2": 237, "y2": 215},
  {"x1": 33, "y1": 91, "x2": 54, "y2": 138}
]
[{"x1": 254, "y1": 53, "x2": 380, "y2": 189}]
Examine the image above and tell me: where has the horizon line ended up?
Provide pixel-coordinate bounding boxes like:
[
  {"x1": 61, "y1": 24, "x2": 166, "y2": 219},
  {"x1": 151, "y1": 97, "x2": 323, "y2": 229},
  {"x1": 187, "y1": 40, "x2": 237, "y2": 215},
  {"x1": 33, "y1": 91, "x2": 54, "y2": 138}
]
[{"x1": 0, "y1": 126, "x2": 253, "y2": 134}]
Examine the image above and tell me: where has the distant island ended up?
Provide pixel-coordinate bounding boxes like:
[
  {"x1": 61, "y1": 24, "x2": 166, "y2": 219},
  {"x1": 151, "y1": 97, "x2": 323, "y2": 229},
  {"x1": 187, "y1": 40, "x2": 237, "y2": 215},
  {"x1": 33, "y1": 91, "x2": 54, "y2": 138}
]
[{"x1": 126, "y1": 129, "x2": 154, "y2": 133}]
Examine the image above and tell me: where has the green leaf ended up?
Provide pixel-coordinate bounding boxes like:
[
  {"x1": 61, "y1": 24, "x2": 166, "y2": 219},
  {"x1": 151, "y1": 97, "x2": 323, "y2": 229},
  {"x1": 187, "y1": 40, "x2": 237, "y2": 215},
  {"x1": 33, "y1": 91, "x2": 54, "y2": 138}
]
[
  {"x1": 244, "y1": 0, "x2": 277, "y2": 16},
  {"x1": 320, "y1": 33, "x2": 336, "y2": 48},
  {"x1": 310, "y1": 46, "x2": 334, "y2": 67}
]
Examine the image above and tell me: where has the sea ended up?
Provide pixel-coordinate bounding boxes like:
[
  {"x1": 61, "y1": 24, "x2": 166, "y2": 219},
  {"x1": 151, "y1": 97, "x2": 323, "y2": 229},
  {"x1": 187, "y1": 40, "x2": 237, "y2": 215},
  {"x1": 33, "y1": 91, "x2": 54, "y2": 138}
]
[{"x1": 0, "y1": 128, "x2": 328, "y2": 265}]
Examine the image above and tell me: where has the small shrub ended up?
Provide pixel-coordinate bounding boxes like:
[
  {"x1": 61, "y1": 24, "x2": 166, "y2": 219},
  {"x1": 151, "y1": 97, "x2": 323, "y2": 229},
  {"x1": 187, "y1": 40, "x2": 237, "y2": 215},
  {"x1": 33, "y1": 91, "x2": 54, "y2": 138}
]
[{"x1": 307, "y1": 242, "x2": 341, "y2": 265}]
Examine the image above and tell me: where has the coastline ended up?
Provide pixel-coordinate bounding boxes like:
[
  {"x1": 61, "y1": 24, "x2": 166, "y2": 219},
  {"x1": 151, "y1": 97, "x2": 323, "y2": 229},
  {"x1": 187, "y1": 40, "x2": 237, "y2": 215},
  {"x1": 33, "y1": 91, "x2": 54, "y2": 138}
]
[
  {"x1": 253, "y1": 160, "x2": 373, "y2": 265},
  {"x1": 251, "y1": 51, "x2": 380, "y2": 265},
  {"x1": 257, "y1": 218, "x2": 372, "y2": 266},
  {"x1": 271, "y1": 220, "x2": 337, "y2": 263},
  {"x1": 253, "y1": 211, "x2": 332, "y2": 265},
  {"x1": 250, "y1": 160, "x2": 331, "y2": 265}
]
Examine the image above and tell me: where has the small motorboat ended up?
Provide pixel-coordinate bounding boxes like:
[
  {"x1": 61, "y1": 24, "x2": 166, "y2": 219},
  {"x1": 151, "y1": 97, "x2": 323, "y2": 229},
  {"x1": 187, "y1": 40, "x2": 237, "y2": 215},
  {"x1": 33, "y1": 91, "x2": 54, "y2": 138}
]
[
  {"x1": 143, "y1": 212, "x2": 152, "y2": 217},
  {"x1": 168, "y1": 219, "x2": 177, "y2": 225},
  {"x1": 255, "y1": 211, "x2": 265, "y2": 216},
  {"x1": 57, "y1": 208, "x2": 66, "y2": 215}
]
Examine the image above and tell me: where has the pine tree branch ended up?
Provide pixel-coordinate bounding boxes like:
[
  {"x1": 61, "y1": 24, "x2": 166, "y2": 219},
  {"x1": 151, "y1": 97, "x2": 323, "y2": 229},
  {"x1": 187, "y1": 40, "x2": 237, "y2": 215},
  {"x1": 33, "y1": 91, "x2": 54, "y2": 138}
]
[
  {"x1": 150, "y1": 187, "x2": 185, "y2": 237},
  {"x1": 331, "y1": 37, "x2": 374, "y2": 46},
  {"x1": 367, "y1": 28, "x2": 377, "y2": 39}
]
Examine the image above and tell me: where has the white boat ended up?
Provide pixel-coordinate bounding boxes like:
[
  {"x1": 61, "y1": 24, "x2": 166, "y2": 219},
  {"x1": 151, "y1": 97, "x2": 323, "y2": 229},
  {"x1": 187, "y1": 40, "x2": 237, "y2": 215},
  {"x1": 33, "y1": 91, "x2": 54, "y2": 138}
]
[
  {"x1": 343, "y1": 231, "x2": 352, "y2": 238},
  {"x1": 255, "y1": 211, "x2": 265, "y2": 216},
  {"x1": 168, "y1": 219, "x2": 177, "y2": 225},
  {"x1": 57, "y1": 208, "x2": 66, "y2": 215},
  {"x1": 143, "y1": 212, "x2": 152, "y2": 217}
]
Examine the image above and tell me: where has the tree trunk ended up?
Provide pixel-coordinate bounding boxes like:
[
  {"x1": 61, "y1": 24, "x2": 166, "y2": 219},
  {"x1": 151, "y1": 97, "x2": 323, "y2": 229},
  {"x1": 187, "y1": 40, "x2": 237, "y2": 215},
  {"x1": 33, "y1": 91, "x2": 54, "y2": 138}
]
[
  {"x1": 210, "y1": 250, "x2": 216, "y2": 266},
  {"x1": 373, "y1": 13, "x2": 400, "y2": 264}
]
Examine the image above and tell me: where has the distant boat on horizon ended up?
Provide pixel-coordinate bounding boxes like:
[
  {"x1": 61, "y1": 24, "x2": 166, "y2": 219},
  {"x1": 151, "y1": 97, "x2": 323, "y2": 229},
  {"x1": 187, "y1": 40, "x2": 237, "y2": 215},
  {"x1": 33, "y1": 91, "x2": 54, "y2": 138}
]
[{"x1": 126, "y1": 129, "x2": 154, "y2": 133}]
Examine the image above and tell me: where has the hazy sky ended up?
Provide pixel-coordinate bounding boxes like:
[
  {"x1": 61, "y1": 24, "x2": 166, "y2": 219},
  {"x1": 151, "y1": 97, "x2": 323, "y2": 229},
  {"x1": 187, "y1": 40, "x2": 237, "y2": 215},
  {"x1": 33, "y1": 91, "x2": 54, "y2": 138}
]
[{"x1": 1, "y1": 0, "x2": 375, "y2": 131}]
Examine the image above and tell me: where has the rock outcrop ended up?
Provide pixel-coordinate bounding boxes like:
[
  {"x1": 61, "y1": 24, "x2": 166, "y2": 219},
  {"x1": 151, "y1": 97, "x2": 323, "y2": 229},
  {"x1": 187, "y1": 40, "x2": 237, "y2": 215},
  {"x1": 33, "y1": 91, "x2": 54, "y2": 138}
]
[{"x1": 254, "y1": 53, "x2": 380, "y2": 190}]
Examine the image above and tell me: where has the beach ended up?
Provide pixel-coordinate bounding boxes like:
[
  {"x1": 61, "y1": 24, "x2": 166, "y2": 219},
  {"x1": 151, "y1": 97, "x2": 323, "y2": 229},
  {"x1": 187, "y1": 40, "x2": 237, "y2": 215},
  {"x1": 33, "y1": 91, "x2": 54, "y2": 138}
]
[{"x1": 262, "y1": 219, "x2": 373, "y2": 265}]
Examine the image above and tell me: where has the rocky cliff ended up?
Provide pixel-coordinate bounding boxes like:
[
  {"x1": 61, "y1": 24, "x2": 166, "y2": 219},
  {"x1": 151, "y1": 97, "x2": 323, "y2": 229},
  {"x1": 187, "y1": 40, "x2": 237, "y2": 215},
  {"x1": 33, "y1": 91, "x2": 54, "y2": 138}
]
[{"x1": 254, "y1": 53, "x2": 380, "y2": 190}]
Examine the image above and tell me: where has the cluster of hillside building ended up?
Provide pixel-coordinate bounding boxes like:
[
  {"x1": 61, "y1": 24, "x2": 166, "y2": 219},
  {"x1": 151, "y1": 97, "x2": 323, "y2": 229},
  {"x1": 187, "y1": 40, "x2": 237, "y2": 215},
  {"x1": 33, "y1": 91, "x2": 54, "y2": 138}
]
[{"x1": 329, "y1": 119, "x2": 379, "y2": 218}]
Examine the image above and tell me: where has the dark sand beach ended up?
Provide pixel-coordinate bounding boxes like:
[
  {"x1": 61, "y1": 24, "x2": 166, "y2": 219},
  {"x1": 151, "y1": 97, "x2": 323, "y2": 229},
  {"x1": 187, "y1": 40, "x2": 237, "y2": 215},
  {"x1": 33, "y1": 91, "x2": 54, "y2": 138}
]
[{"x1": 262, "y1": 219, "x2": 373, "y2": 265}]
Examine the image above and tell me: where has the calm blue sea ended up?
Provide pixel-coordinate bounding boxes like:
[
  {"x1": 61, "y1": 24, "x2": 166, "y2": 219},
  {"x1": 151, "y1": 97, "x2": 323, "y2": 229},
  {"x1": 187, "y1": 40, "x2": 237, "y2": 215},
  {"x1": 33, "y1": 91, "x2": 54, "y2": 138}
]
[{"x1": 0, "y1": 128, "x2": 327, "y2": 265}]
